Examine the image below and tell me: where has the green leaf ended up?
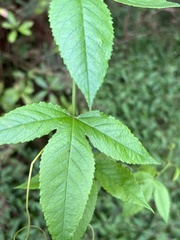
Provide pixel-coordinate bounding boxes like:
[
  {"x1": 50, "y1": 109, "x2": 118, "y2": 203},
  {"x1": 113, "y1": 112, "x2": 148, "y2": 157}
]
[
  {"x1": 18, "y1": 27, "x2": 32, "y2": 36},
  {"x1": 0, "y1": 102, "x2": 69, "y2": 144},
  {"x1": 78, "y1": 111, "x2": 157, "y2": 165},
  {"x1": 114, "y1": 0, "x2": 180, "y2": 8},
  {"x1": 8, "y1": 30, "x2": 17, "y2": 43},
  {"x1": 49, "y1": 0, "x2": 113, "y2": 108},
  {"x1": 34, "y1": 77, "x2": 48, "y2": 89},
  {"x1": 123, "y1": 172, "x2": 155, "y2": 217},
  {"x1": 137, "y1": 165, "x2": 157, "y2": 177},
  {"x1": 1, "y1": 21, "x2": 13, "y2": 29},
  {"x1": 7, "y1": 11, "x2": 18, "y2": 26},
  {"x1": 72, "y1": 181, "x2": 98, "y2": 240},
  {"x1": 18, "y1": 21, "x2": 33, "y2": 36},
  {"x1": 40, "y1": 118, "x2": 95, "y2": 240},
  {"x1": 19, "y1": 21, "x2": 33, "y2": 29},
  {"x1": 123, "y1": 181, "x2": 154, "y2": 217},
  {"x1": 172, "y1": 167, "x2": 180, "y2": 181},
  {"x1": 15, "y1": 174, "x2": 39, "y2": 190},
  {"x1": 95, "y1": 156, "x2": 152, "y2": 210},
  {"x1": 154, "y1": 180, "x2": 170, "y2": 223}
]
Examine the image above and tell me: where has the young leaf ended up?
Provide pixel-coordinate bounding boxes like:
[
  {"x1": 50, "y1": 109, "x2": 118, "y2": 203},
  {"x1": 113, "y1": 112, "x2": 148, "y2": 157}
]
[
  {"x1": 72, "y1": 181, "x2": 98, "y2": 240},
  {"x1": 40, "y1": 118, "x2": 95, "y2": 240},
  {"x1": 8, "y1": 30, "x2": 17, "y2": 43},
  {"x1": 49, "y1": 0, "x2": 113, "y2": 108},
  {"x1": 114, "y1": 0, "x2": 180, "y2": 8},
  {"x1": 1, "y1": 21, "x2": 13, "y2": 29},
  {"x1": 18, "y1": 21, "x2": 33, "y2": 36},
  {"x1": 0, "y1": 102, "x2": 69, "y2": 144},
  {"x1": 95, "y1": 156, "x2": 152, "y2": 210},
  {"x1": 15, "y1": 174, "x2": 39, "y2": 190},
  {"x1": 78, "y1": 111, "x2": 157, "y2": 165},
  {"x1": 172, "y1": 167, "x2": 180, "y2": 181},
  {"x1": 154, "y1": 180, "x2": 170, "y2": 223}
]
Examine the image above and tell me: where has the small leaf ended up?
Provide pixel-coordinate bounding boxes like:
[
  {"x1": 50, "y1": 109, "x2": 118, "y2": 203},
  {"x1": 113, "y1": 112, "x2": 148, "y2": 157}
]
[
  {"x1": 7, "y1": 11, "x2": 18, "y2": 26},
  {"x1": 72, "y1": 181, "x2": 98, "y2": 240},
  {"x1": 19, "y1": 21, "x2": 33, "y2": 29},
  {"x1": 18, "y1": 21, "x2": 33, "y2": 36},
  {"x1": 114, "y1": 0, "x2": 180, "y2": 8},
  {"x1": 1, "y1": 21, "x2": 13, "y2": 29},
  {"x1": 95, "y1": 156, "x2": 152, "y2": 210},
  {"x1": 49, "y1": 0, "x2": 114, "y2": 108},
  {"x1": 8, "y1": 30, "x2": 17, "y2": 43},
  {"x1": 154, "y1": 180, "x2": 170, "y2": 223},
  {"x1": 15, "y1": 174, "x2": 39, "y2": 190},
  {"x1": 40, "y1": 118, "x2": 95, "y2": 240},
  {"x1": 34, "y1": 77, "x2": 48, "y2": 89},
  {"x1": 172, "y1": 167, "x2": 180, "y2": 181},
  {"x1": 18, "y1": 28, "x2": 32, "y2": 36},
  {"x1": 78, "y1": 111, "x2": 157, "y2": 165},
  {"x1": 0, "y1": 102, "x2": 69, "y2": 144}
]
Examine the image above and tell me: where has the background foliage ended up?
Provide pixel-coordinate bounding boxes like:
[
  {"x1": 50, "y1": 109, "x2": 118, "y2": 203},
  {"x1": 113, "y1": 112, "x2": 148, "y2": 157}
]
[{"x1": 0, "y1": 0, "x2": 180, "y2": 239}]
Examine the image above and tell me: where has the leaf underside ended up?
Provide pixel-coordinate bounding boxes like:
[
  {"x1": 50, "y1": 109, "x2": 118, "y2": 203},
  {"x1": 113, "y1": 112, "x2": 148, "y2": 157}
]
[
  {"x1": 114, "y1": 0, "x2": 180, "y2": 8},
  {"x1": 49, "y1": 0, "x2": 114, "y2": 108}
]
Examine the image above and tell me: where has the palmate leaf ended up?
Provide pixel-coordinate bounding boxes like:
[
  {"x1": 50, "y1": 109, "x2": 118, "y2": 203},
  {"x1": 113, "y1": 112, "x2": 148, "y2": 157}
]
[
  {"x1": 77, "y1": 111, "x2": 157, "y2": 164},
  {"x1": 114, "y1": 0, "x2": 180, "y2": 8},
  {"x1": 0, "y1": 102, "x2": 158, "y2": 239},
  {"x1": 0, "y1": 102, "x2": 69, "y2": 144},
  {"x1": 95, "y1": 156, "x2": 152, "y2": 210},
  {"x1": 49, "y1": 0, "x2": 113, "y2": 108},
  {"x1": 40, "y1": 118, "x2": 95, "y2": 240}
]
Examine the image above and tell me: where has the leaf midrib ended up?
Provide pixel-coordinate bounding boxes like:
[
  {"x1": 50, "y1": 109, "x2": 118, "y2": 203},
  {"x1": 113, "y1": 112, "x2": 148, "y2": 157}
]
[
  {"x1": 62, "y1": 117, "x2": 74, "y2": 239},
  {"x1": 79, "y1": 0, "x2": 90, "y2": 106}
]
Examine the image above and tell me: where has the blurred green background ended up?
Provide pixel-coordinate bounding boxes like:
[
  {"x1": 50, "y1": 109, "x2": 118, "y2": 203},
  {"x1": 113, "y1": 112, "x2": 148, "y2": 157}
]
[{"x1": 0, "y1": 0, "x2": 180, "y2": 239}]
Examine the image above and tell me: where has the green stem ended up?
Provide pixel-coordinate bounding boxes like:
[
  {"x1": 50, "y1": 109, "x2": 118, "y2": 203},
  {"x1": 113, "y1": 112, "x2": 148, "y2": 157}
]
[
  {"x1": 88, "y1": 224, "x2": 95, "y2": 240},
  {"x1": 156, "y1": 162, "x2": 171, "y2": 178},
  {"x1": 72, "y1": 80, "x2": 76, "y2": 116},
  {"x1": 25, "y1": 148, "x2": 44, "y2": 240}
]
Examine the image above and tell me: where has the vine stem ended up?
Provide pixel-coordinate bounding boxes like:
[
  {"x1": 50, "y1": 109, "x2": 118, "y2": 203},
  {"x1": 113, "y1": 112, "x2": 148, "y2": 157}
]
[
  {"x1": 13, "y1": 225, "x2": 47, "y2": 240},
  {"x1": 89, "y1": 224, "x2": 95, "y2": 240},
  {"x1": 156, "y1": 162, "x2": 171, "y2": 178},
  {"x1": 72, "y1": 80, "x2": 76, "y2": 116},
  {"x1": 25, "y1": 148, "x2": 44, "y2": 240}
]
